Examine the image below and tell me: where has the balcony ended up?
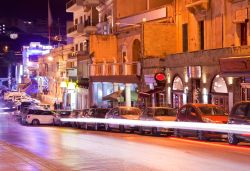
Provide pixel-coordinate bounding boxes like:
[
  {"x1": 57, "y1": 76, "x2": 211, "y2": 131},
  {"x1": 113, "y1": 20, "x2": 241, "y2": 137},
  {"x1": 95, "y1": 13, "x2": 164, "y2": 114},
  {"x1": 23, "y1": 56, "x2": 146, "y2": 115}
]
[
  {"x1": 66, "y1": 62, "x2": 77, "y2": 70},
  {"x1": 117, "y1": 6, "x2": 169, "y2": 29},
  {"x1": 67, "y1": 22, "x2": 97, "y2": 37},
  {"x1": 89, "y1": 62, "x2": 141, "y2": 76},
  {"x1": 68, "y1": 52, "x2": 77, "y2": 61},
  {"x1": 66, "y1": 0, "x2": 83, "y2": 13},
  {"x1": 83, "y1": 0, "x2": 100, "y2": 7},
  {"x1": 67, "y1": 24, "x2": 84, "y2": 37},
  {"x1": 186, "y1": 0, "x2": 209, "y2": 14}
]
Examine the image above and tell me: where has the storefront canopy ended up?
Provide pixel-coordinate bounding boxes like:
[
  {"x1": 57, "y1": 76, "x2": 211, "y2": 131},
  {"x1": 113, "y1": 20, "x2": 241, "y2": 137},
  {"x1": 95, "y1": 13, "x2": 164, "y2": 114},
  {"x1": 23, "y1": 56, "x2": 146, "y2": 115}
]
[
  {"x1": 138, "y1": 87, "x2": 165, "y2": 97},
  {"x1": 102, "y1": 90, "x2": 138, "y2": 102}
]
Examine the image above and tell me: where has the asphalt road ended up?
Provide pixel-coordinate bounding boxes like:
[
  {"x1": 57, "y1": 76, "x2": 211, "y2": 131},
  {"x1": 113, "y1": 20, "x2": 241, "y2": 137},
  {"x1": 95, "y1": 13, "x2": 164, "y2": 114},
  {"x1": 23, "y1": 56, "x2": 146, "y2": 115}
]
[{"x1": 0, "y1": 114, "x2": 250, "y2": 171}]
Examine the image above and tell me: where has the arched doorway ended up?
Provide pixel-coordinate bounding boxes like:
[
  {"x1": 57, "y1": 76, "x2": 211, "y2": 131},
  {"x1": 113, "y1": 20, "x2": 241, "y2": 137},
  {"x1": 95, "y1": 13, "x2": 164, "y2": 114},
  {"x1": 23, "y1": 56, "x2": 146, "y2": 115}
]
[
  {"x1": 211, "y1": 75, "x2": 228, "y2": 111},
  {"x1": 132, "y1": 39, "x2": 141, "y2": 62},
  {"x1": 172, "y1": 76, "x2": 184, "y2": 108}
]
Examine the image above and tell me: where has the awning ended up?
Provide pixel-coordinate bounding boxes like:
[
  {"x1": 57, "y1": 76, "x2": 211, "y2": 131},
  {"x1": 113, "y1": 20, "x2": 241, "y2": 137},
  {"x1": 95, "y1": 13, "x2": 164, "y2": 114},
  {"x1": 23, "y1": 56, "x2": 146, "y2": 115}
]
[
  {"x1": 102, "y1": 90, "x2": 123, "y2": 101},
  {"x1": 103, "y1": 90, "x2": 138, "y2": 102},
  {"x1": 139, "y1": 87, "x2": 165, "y2": 97}
]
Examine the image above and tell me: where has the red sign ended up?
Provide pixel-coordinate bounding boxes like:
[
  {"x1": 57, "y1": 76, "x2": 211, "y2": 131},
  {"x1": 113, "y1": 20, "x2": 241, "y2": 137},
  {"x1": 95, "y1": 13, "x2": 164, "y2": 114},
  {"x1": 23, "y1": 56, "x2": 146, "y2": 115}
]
[{"x1": 155, "y1": 73, "x2": 165, "y2": 82}]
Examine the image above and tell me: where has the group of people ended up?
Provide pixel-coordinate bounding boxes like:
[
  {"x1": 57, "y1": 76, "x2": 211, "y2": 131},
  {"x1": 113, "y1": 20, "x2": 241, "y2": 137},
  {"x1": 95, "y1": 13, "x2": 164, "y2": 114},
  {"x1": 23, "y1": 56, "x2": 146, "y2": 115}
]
[{"x1": 53, "y1": 102, "x2": 64, "y2": 110}]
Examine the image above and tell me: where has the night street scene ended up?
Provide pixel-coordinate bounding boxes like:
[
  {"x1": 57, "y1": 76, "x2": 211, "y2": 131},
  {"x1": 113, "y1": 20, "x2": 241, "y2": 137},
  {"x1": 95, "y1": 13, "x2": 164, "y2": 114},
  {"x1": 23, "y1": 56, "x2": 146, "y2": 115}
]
[{"x1": 0, "y1": 0, "x2": 250, "y2": 170}]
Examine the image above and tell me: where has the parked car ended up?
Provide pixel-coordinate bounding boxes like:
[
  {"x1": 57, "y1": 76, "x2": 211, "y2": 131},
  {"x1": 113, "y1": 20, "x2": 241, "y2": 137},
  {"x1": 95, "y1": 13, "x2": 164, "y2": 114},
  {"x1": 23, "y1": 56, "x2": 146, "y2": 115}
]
[
  {"x1": 105, "y1": 107, "x2": 142, "y2": 133},
  {"x1": 0, "y1": 100, "x2": 16, "y2": 112},
  {"x1": 24, "y1": 108, "x2": 56, "y2": 125},
  {"x1": 67, "y1": 110, "x2": 84, "y2": 128},
  {"x1": 76, "y1": 109, "x2": 89, "y2": 128},
  {"x1": 227, "y1": 101, "x2": 250, "y2": 145},
  {"x1": 139, "y1": 107, "x2": 177, "y2": 136},
  {"x1": 175, "y1": 103, "x2": 228, "y2": 140},
  {"x1": 53, "y1": 110, "x2": 72, "y2": 126},
  {"x1": 84, "y1": 108, "x2": 110, "y2": 130}
]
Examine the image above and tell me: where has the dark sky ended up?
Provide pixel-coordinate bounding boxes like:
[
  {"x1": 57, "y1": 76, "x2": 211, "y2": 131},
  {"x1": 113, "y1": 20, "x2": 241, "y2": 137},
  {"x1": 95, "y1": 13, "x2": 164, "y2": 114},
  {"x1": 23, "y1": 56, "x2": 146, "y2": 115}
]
[{"x1": 0, "y1": 0, "x2": 72, "y2": 22}]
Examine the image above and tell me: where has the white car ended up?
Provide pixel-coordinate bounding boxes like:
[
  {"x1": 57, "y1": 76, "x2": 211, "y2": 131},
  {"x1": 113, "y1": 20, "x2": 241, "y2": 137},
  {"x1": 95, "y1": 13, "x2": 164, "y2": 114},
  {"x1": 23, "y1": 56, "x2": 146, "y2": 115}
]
[{"x1": 25, "y1": 109, "x2": 56, "y2": 125}]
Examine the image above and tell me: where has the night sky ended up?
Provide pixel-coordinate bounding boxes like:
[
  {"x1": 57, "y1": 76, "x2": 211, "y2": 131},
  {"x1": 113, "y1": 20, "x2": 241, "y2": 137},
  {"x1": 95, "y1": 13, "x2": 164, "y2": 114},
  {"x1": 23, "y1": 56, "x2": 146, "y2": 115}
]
[{"x1": 0, "y1": 0, "x2": 71, "y2": 22}]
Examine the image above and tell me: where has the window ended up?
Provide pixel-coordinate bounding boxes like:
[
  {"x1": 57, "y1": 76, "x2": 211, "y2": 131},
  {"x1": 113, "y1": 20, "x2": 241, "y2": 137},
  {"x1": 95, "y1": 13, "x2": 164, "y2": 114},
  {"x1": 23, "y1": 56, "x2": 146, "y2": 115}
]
[
  {"x1": 80, "y1": 16, "x2": 83, "y2": 24},
  {"x1": 80, "y1": 43, "x2": 83, "y2": 51},
  {"x1": 199, "y1": 21, "x2": 204, "y2": 50},
  {"x1": 74, "y1": 18, "x2": 78, "y2": 25},
  {"x1": 240, "y1": 22, "x2": 247, "y2": 45},
  {"x1": 179, "y1": 107, "x2": 187, "y2": 118},
  {"x1": 234, "y1": 104, "x2": 248, "y2": 116},
  {"x1": 42, "y1": 111, "x2": 53, "y2": 115},
  {"x1": 75, "y1": 44, "x2": 78, "y2": 51},
  {"x1": 182, "y1": 24, "x2": 188, "y2": 52}
]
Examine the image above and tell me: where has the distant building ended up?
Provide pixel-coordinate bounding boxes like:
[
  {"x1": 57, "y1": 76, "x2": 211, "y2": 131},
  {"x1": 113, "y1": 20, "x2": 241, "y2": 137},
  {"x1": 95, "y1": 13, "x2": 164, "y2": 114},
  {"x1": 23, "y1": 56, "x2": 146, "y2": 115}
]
[{"x1": 22, "y1": 42, "x2": 52, "y2": 82}]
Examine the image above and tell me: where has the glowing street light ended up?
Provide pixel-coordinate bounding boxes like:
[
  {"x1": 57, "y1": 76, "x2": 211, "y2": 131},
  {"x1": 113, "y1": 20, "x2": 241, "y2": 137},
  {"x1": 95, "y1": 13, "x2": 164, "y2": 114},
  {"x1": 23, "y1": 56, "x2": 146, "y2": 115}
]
[{"x1": 48, "y1": 55, "x2": 53, "y2": 61}]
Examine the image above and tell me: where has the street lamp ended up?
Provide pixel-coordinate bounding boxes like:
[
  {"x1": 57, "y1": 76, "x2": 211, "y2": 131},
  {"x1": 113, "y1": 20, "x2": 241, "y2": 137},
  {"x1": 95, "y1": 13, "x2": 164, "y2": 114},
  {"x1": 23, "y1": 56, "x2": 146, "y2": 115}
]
[{"x1": 48, "y1": 55, "x2": 53, "y2": 61}]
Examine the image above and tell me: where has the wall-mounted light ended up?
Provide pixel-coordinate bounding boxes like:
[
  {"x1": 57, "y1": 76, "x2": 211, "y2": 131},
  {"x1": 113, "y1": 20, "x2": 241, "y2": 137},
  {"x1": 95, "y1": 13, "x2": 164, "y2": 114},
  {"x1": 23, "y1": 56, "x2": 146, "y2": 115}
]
[
  {"x1": 228, "y1": 77, "x2": 233, "y2": 85},
  {"x1": 48, "y1": 55, "x2": 53, "y2": 61},
  {"x1": 202, "y1": 73, "x2": 207, "y2": 84},
  {"x1": 60, "y1": 81, "x2": 67, "y2": 88}
]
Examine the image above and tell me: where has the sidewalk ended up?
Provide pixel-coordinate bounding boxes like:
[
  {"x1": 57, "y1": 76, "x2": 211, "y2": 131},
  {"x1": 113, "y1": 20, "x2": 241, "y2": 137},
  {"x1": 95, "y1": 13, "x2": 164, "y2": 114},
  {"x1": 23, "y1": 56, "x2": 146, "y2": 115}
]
[{"x1": 0, "y1": 141, "x2": 70, "y2": 171}]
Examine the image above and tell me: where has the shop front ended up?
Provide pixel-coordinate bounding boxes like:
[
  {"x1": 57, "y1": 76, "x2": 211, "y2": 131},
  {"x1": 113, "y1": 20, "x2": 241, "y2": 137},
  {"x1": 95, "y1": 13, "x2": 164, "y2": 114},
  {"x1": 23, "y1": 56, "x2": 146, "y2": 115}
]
[
  {"x1": 92, "y1": 82, "x2": 138, "y2": 107},
  {"x1": 220, "y1": 56, "x2": 250, "y2": 108},
  {"x1": 210, "y1": 75, "x2": 229, "y2": 111},
  {"x1": 172, "y1": 76, "x2": 184, "y2": 109}
]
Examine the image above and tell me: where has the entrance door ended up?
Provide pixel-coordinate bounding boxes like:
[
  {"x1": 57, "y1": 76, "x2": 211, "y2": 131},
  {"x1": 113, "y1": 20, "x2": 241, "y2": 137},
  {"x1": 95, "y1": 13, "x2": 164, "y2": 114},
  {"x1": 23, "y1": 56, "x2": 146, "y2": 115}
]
[
  {"x1": 173, "y1": 91, "x2": 183, "y2": 108},
  {"x1": 191, "y1": 79, "x2": 201, "y2": 103},
  {"x1": 211, "y1": 94, "x2": 228, "y2": 112},
  {"x1": 241, "y1": 84, "x2": 250, "y2": 101}
]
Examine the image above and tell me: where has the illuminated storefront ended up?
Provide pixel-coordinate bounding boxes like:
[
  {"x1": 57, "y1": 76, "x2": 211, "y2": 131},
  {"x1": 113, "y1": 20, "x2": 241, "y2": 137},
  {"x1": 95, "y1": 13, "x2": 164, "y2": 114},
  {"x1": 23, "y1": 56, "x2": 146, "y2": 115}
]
[
  {"x1": 172, "y1": 76, "x2": 184, "y2": 109},
  {"x1": 22, "y1": 42, "x2": 52, "y2": 81}
]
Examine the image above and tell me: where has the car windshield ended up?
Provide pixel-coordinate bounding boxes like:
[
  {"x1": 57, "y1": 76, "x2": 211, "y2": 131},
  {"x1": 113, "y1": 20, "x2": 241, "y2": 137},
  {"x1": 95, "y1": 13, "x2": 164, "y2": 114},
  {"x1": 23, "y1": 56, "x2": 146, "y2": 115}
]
[
  {"x1": 154, "y1": 108, "x2": 177, "y2": 116},
  {"x1": 198, "y1": 106, "x2": 226, "y2": 116},
  {"x1": 120, "y1": 108, "x2": 141, "y2": 115}
]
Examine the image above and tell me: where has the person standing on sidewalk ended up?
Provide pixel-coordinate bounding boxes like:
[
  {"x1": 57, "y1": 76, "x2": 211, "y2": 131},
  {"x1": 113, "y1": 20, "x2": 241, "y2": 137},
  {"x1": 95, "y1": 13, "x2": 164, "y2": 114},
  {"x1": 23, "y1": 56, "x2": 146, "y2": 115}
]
[{"x1": 53, "y1": 102, "x2": 57, "y2": 110}]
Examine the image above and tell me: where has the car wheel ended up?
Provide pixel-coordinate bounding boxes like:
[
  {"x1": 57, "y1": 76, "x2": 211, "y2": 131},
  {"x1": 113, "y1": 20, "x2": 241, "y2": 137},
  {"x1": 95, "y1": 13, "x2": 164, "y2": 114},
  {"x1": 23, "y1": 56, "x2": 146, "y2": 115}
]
[
  {"x1": 228, "y1": 133, "x2": 239, "y2": 145},
  {"x1": 52, "y1": 119, "x2": 56, "y2": 126},
  {"x1": 138, "y1": 127, "x2": 145, "y2": 135},
  {"x1": 105, "y1": 124, "x2": 110, "y2": 131},
  {"x1": 85, "y1": 123, "x2": 88, "y2": 130},
  {"x1": 152, "y1": 127, "x2": 160, "y2": 136},
  {"x1": 94, "y1": 123, "x2": 99, "y2": 131},
  {"x1": 32, "y1": 119, "x2": 40, "y2": 126},
  {"x1": 119, "y1": 125, "x2": 125, "y2": 133},
  {"x1": 197, "y1": 131, "x2": 207, "y2": 141}
]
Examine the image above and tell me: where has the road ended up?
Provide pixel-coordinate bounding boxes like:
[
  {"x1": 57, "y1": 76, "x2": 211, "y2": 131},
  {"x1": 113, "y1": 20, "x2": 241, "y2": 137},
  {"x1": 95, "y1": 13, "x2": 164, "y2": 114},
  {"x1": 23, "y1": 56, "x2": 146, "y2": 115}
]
[{"x1": 0, "y1": 114, "x2": 249, "y2": 171}]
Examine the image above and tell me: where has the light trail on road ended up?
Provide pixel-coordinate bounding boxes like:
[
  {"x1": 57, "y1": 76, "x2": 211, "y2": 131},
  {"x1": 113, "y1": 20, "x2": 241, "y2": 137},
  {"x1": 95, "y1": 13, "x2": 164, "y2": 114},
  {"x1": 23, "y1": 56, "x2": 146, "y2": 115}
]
[{"x1": 61, "y1": 118, "x2": 250, "y2": 134}]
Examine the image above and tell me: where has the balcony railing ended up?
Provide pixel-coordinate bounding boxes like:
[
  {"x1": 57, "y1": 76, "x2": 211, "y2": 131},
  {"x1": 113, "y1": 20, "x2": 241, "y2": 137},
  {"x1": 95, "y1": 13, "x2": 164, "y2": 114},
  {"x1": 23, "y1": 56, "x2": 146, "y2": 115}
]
[
  {"x1": 89, "y1": 62, "x2": 141, "y2": 76},
  {"x1": 117, "y1": 5, "x2": 169, "y2": 28},
  {"x1": 186, "y1": 0, "x2": 209, "y2": 14},
  {"x1": 66, "y1": 0, "x2": 84, "y2": 12},
  {"x1": 67, "y1": 22, "x2": 97, "y2": 36}
]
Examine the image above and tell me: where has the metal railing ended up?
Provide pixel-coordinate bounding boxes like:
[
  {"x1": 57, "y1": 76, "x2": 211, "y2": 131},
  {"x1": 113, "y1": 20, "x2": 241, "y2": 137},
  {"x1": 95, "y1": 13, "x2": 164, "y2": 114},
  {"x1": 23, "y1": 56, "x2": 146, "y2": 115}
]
[
  {"x1": 89, "y1": 62, "x2": 141, "y2": 76},
  {"x1": 66, "y1": 0, "x2": 78, "y2": 9}
]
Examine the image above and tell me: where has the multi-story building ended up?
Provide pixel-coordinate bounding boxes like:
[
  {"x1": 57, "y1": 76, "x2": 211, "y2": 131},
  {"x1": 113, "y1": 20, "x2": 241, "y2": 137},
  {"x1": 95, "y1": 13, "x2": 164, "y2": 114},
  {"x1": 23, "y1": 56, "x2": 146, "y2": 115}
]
[
  {"x1": 38, "y1": 44, "x2": 73, "y2": 107},
  {"x1": 89, "y1": 0, "x2": 175, "y2": 107},
  {"x1": 59, "y1": 0, "x2": 250, "y2": 111},
  {"x1": 162, "y1": 0, "x2": 250, "y2": 112},
  {"x1": 66, "y1": 0, "x2": 99, "y2": 109}
]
